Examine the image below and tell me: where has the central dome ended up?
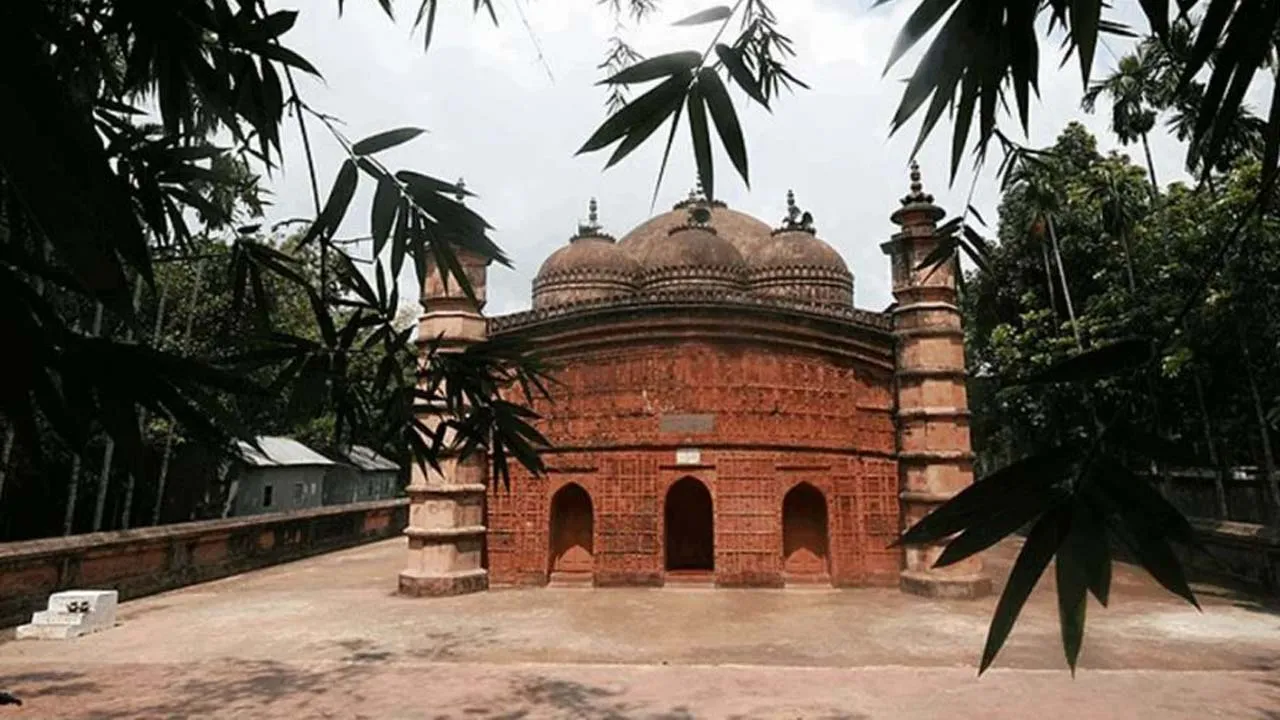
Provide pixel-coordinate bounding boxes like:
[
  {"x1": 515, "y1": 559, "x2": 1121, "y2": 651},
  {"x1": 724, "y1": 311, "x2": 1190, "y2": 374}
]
[
  {"x1": 618, "y1": 198, "x2": 774, "y2": 260},
  {"x1": 637, "y1": 220, "x2": 746, "y2": 293}
]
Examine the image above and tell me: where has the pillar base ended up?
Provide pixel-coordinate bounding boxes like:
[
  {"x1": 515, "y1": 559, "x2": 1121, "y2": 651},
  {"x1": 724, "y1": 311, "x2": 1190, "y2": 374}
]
[
  {"x1": 899, "y1": 569, "x2": 992, "y2": 600},
  {"x1": 398, "y1": 568, "x2": 488, "y2": 598}
]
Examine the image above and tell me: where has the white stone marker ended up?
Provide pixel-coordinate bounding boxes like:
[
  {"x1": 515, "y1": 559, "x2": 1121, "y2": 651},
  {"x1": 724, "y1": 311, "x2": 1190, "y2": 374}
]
[{"x1": 16, "y1": 590, "x2": 119, "y2": 640}]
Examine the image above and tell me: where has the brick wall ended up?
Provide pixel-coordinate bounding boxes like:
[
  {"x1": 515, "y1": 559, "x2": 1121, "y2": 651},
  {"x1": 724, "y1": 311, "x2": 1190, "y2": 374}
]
[
  {"x1": 0, "y1": 498, "x2": 408, "y2": 629},
  {"x1": 1182, "y1": 519, "x2": 1280, "y2": 594},
  {"x1": 487, "y1": 335, "x2": 901, "y2": 588}
]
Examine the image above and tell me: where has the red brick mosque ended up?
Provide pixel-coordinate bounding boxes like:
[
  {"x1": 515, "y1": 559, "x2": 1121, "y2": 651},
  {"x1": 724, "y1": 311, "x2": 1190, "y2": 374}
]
[{"x1": 399, "y1": 165, "x2": 991, "y2": 600}]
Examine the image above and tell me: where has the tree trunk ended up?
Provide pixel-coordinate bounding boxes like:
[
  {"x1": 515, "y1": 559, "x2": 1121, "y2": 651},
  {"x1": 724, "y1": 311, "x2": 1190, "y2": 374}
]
[
  {"x1": 1141, "y1": 131, "x2": 1163, "y2": 198},
  {"x1": 1192, "y1": 372, "x2": 1229, "y2": 519},
  {"x1": 152, "y1": 259, "x2": 206, "y2": 526},
  {"x1": 91, "y1": 301, "x2": 113, "y2": 533},
  {"x1": 1040, "y1": 238, "x2": 1058, "y2": 319},
  {"x1": 118, "y1": 278, "x2": 160, "y2": 530},
  {"x1": 63, "y1": 454, "x2": 82, "y2": 536},
  {"x1": 1120, "y1": 230, "x2": 1137, "y2": 293},
  {"x1": 1046, "y1": 216, "x2": 1084, "y2": 350},
  {"x1": 1236, "y1": 321, "x2": 1280, "y2": 517},
  {"x1": 0, "y1": 427, "x2": 13, "y2": 535}
]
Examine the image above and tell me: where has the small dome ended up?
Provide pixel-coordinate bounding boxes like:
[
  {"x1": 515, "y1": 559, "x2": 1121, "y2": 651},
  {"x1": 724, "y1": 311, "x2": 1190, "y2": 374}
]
[
  {"x1": 637, "y1": 220, "x2": 746, "y2": 293},
  {"x1": 748, "y1": 192, "x2": 853, "y2": 307},
  {"x1": 753, "y1": 229, "x2": 849, "y2": 272},
  {"x1": 619, "y1": 196, "x2": 773, "y2": 261},
  {"x1": 532, "y1": 201, "x2": 640, "y2": 309}
]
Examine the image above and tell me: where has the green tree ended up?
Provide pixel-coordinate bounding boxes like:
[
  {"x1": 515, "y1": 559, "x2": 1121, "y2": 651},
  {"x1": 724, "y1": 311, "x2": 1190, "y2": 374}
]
[
  {"x1": 0, "y1": 0, "x2": 554, "y2": 544},
  {"x1": 1082, "y1": 49, "x2": 1164, "y2": 194}
]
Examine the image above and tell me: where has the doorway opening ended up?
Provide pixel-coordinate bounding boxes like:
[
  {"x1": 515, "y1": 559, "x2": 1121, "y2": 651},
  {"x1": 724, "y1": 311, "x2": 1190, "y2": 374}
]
[{"x1": 664, "y1": 477, "x2": 714, "y2": 576}]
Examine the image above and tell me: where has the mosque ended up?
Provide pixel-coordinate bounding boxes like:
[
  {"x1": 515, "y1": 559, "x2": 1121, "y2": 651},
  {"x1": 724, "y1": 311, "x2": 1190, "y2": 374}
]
[{"x1": 398, "y1": 165, "x2": 991, "y2": 599}]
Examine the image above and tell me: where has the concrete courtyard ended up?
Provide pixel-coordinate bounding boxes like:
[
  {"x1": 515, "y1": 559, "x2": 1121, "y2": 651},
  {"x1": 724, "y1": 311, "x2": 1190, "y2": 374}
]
[{"x1": 0, "y1": 538, "x2": 1277, "y2": 719}]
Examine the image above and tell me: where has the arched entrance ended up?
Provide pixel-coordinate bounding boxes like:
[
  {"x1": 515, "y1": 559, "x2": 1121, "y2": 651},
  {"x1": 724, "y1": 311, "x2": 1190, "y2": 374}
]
[
  {"x1": 782, "y1": 483, "x2": 829, "y2": 582},
  {"x1": 664, "y1": 477, "x2": 714, "y2": 573},
  {"x1": 548, "y1": 483, "x2": 593, "y2": 582}
]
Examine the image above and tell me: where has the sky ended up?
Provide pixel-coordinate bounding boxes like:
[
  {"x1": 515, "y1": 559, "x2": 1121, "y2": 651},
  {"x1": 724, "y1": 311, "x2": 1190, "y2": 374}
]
[{"x1": 263, "y1": 0, "x2": 1207, "y2": 317}]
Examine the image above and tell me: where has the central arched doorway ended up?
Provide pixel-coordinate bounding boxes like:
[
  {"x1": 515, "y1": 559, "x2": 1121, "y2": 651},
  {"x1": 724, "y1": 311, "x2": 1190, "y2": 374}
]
[
  {"x1": 548, "y1": 483, "x2": 593, "y2": 583},
  {"x1": 782, "y1": 483, "x2": 830, "y2": 583},
  {"x1": 664, "y1": 477, "x2": 714, "y2": 574}
]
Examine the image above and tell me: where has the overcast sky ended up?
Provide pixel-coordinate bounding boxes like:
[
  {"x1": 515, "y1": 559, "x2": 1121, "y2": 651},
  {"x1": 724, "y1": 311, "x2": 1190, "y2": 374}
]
[{"x1": 264, "y1": 0, "x2": 1205, "y2": 316}]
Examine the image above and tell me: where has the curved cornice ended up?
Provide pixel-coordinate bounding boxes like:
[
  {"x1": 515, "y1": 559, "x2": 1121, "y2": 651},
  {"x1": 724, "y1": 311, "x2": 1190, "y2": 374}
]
[
  {"x1": 748, "y1": 265, "x2": 854, "y2": 282},
  {"x1": 488, "y1": 291, "x2": 895, "y2": 370},
  {"x1": 531, "y1": 267, "x2": 639, "y2": 290}
]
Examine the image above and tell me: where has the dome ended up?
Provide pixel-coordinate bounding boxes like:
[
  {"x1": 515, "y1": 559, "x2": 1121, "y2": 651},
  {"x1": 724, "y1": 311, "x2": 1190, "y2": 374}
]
[
  {"x1": 636, "y1": 219, "x2": 746, "y2": 293},
  {"x1": 618, "y1": 196, "x2": 773, "y2": 261},
  {"x1": 748, "y1": 192, "x2": 853, "y2": 307},
  {"x1": 532, "y1": 201, "x2": 640, "y2": 309}
]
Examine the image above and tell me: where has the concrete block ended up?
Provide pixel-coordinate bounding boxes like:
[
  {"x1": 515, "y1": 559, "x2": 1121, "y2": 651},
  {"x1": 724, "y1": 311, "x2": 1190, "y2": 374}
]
[{"x1": 16, "y1": 590, "x2": 118, "y2": 640}]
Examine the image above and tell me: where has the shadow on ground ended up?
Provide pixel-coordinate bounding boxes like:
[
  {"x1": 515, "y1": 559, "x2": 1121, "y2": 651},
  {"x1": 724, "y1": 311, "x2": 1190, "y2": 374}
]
[
  {"x1": 0, "y1": 670, "x2": 102, "y2": 700},
  {"x1": 0, "y1": 664, "x2": 871, "y2": 720}
]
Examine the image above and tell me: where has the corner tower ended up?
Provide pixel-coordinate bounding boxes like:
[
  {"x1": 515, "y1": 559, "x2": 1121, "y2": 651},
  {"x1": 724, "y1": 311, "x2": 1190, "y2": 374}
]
[
  {"x1": 400, "y1": 185, "x2": 491, "y2": 597},
  {"x1": 882, "y1": 164, "x2": 991, "y2": 599}
]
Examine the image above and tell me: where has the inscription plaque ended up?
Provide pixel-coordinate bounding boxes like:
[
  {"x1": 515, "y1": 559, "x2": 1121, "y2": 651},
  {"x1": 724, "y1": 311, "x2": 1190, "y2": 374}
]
[
  {"x1": 675, "y1": 448, "x2": 702, "y2": 465},
  {"x1": 659, "y1": 413, "x2": 715, "y2": 434}
]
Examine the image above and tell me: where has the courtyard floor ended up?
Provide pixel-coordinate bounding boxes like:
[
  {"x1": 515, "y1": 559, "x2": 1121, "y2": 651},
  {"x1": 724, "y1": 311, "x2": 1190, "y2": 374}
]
[{"x1": 0, "y1": 539, "x2": 1278, "y2": 719}]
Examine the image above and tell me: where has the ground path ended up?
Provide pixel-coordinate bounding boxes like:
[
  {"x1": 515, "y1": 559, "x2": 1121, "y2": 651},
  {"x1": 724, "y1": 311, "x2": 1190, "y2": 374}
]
[{"x1": 1, "y1": 539, "x2": 1277, "y2": 718}]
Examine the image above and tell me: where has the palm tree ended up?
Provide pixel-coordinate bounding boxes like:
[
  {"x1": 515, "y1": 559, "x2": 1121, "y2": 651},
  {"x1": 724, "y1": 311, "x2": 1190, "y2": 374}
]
[
  {"x1": 1011, "y1": 161, "x2": 1085, "y2": 351},
  {"x1": 1087, "y1": 162, "x2": 1146, "y2": 293},
  {"x1": 1082, "y1": 50, "x2": 1163, "y2": 196}
]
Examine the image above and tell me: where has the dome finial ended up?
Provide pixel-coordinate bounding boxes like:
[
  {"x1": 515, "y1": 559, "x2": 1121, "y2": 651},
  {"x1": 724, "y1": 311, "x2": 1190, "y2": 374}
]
[
  {"x1": 455, "y1": 177, "x2": 467, "y2": 203},
  {"x1": 777, "y1": 189, "x2": 815, "y2": 234},
  {"x1": 900, "y1": 161, "x2": 934, "y2": 205},
  {"x1": 576, "y1": 197, "x2": 606, "y2": 238},
  {"x1": 689, "y1": 179, "x2": 707, "y2": 205}
]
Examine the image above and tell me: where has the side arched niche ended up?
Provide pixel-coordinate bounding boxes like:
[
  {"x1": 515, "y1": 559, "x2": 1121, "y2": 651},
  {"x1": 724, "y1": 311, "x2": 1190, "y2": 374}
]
[
  {"x1": 548, "y1": 483, "x2": 594, "y2": 583},
  {"x1": 781, "y1": 482, "x2": 830, "y2": 583}
]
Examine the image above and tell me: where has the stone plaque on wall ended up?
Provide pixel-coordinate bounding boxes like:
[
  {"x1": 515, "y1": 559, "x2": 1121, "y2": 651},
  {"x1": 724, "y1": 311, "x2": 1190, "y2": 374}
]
[
  {"x1": 675, "y1": 448, "x2": 702, "y2": 466},
  {"x1": 659, "y1": 413, "x2": 715, "y2": 434}
]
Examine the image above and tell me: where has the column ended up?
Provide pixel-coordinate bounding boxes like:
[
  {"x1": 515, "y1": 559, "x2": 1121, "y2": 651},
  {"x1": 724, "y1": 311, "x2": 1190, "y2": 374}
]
[
  {"x1": 399, "y1": 247, "x2": 491, "y2": 597},
  {"x1": 881, "y1": 163, "x2": 991, "y2": 599}
]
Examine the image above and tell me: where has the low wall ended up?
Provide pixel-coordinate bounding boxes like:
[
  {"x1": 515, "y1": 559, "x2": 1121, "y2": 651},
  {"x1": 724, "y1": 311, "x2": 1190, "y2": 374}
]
[
  {"x1": 1185, "y1": 518, "x2": 1280, "y2": 594},
  {"x1": 0, "y1": 498, "x2": 408, "y2": 629}
]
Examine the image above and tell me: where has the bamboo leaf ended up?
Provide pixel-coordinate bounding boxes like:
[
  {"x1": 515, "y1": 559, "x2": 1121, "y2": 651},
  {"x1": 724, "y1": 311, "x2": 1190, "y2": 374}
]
[
  {"x1": 372, "y1": 175, "x2": 399, "y2": 258},
  {"x1": 1069, "y1": 0, "x2": 1101, "y2": 88},
  {"x1": 883, "y1": 0, "x2": 964, "y2": 73},
  {"x1": 687, "y1": 82, "x2": 714, "y2": 205},
  {"x1": 601, "y1": 51, "x2": 701, "y2": 85},
  {"x1": 897, "y1": 444, "x2": 1079, "y2": 547},
  {"x1": 698, "y1": 67, "x2": 748, "y2": 188},
  {"x1": 715, "y1": 45, "x2": 769, "y2": 109},
  {"x1": 580, "y1": 71, "x2": 692, "y2": 154},
  {"x1": 979, "y1": 507, "x2": 1070, "y2": 675},
  {"x1": 352, "y1": 127, "x2": 427, "y2": 155},
  {"x1": 1055, "y1": 516, "x2": 1090, "y2": 674},
  {"x1": 1022, "y1": 337, "x2": 1154, "y2": 385},
  {"x1": 933, "y1": 494, "x2": 1054, "y2": 568},
  {"x1": 672, "y1": 6, "x2": 733, "y2": 26}
]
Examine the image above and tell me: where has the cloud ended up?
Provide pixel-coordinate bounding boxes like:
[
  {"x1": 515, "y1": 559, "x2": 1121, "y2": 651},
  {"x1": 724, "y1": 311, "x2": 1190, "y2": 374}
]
[{"x1": 265, "y1": 0, "x2": 1202, "y2": 317}]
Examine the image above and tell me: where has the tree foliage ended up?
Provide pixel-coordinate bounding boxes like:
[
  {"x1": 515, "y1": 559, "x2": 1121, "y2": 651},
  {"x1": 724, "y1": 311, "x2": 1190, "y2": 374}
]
[{"x1": 0, "y1": 0, "x2": 553, "y2": 544}]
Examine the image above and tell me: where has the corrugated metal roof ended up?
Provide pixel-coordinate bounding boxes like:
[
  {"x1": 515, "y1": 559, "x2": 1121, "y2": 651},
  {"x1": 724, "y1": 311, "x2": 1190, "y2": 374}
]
[
  {"x1": 237, "y1": 436, "x2": 337, "y2": 468},
  {"x1": 344, "y1": 445, "x2": 400, "y2": 472}
]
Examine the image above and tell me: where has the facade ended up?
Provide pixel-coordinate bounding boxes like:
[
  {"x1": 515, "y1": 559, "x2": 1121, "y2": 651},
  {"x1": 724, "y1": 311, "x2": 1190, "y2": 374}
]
[
  {"x1": 229, "y1": 437, "x2": 332, "y2": 517},
  {"x1": 400, "y1": 167, "x2": 990, "y2": 599},
  {"x1": 322, "y1": 446, "x2": 402, "y2": 506}
]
